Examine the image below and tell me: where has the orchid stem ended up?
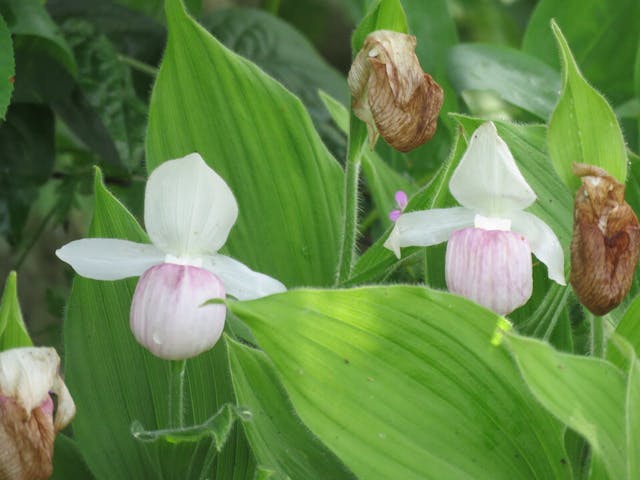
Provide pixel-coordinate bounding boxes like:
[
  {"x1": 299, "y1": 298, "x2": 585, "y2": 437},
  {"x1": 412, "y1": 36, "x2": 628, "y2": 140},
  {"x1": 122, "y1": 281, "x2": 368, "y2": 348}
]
[
  {"x1": 335, "y1": 115, "x2": 366, "y2": 284},
  {"x1": 117, "y1": 54, "x2": 158, "y2": 77},
  {"x1": 589, "y1": 314, "x2": 605, "y2": 358},
  {"x1": 169, "y1": 360, "x2": 187, "y2": 428}
]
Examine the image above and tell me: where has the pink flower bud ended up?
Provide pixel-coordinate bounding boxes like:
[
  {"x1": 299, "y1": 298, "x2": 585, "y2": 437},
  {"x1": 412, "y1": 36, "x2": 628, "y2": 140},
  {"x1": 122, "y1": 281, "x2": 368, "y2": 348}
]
[
  {"x1": 445, "y1": 228, "x2": 533, "y2": 315},
  {"x1": 130, "y1": 263, "x2": 226, "y2": 360}
]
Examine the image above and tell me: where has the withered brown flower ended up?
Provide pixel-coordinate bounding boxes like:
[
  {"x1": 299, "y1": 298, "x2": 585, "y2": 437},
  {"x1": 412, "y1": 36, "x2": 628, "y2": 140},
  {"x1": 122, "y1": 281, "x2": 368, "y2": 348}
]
[
  {"x1": 347, "y1": 30, "x2": 444, "y2": 153},
  {"x1": 0, "y1": 347, "x2": 76, "y2": 480},
  {"x1": 570, "y1": 163, "x2": 640, "y2": 315}
]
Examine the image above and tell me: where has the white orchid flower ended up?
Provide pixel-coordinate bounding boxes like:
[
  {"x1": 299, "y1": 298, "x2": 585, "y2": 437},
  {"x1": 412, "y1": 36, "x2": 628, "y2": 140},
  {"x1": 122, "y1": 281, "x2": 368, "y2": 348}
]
[
  {"x1": 0, "y1": 347, "x2": 75, "y2": 480},
  {"x1": 56, "y1": 153, "x2": 286, "y2": 359},
  {"x1": 384, "y1": 122, "x2": 565, "y2": 315}
]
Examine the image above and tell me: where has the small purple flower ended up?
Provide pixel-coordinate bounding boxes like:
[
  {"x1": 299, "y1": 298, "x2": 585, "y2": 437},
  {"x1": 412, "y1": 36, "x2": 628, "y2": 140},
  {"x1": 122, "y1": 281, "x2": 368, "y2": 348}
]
[{"x1": 389, "y1": 190, "x2": 408, "y2": 222}]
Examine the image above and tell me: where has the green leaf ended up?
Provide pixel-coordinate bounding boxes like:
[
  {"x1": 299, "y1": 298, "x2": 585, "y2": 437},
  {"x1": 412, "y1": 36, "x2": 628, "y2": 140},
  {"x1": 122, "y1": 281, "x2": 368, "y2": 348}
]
[
  {"x1": 146, "y1": 0, "x2": 343, "y2": 288},
  {"x1": 0, "y1": 12, "x2": 13, "y2": 120},
  {"x1": 231, "y1": 287, "x2": 572, "y2": 480},
  {"x1": 523, "y1": 0, "x2": 640, "y2": 105},
  {"x1": 448, "y1": 44, "x2": 560, "y2": 120},
  {"x1": 51, "y1": 434, "x2": 95, "y2": 480},
  {"x1": 226, "y1": 337, "x2": 356, "y2": 480},
  {"x1": 507, "y1": 333, "x2": 630, "y2": 480},
  {"x1": 547, "y1": 21, "x2": 627, "y2": 190},
  {"x1": 64, "y1": 170, "x2": 255, "y2": 480},
  {"x1": 608, "y1": 295, "x2": 640, "y2": 368},
  {"x1": 59, "y1": 18, "x2": 147, "y2": 171},
  {"x1": 351, "y1": 0, "x2": 408, "y2": 53},
  {"x1": 0, "y1": 271, "x2": 32, "y2": 350},
  {"x1": 0, "y1": 103, "x2": 55, "y2": 244},
  {"x1": 202, "y1": 7, "x2": 349, "y2": 161},
  {"x1": 0, "y1": 0, "x2": 76, "y2": 75}
]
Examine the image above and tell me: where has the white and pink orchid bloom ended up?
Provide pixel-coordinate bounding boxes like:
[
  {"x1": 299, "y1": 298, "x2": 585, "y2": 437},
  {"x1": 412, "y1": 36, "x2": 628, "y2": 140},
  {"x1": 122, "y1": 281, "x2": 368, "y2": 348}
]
[
  {"x1": 56, "y1": 153, "x2": 286, "y2": 359},
  {"x1": 384, "y1": 122, "x2": 565, "y2": 315}
]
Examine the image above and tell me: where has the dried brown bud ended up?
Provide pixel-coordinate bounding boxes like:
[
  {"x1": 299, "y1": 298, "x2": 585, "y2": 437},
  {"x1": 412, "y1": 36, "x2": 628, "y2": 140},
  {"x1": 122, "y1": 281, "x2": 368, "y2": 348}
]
[
  {"x1": 0, "y1": 348, "x2": 76, "y2": 480},
  {"x1": 347, "y1": 30, "x2": 444, "y2": 152},
  {"x1": 570, "y1": 163, "x2": 640, "y2": 315}
]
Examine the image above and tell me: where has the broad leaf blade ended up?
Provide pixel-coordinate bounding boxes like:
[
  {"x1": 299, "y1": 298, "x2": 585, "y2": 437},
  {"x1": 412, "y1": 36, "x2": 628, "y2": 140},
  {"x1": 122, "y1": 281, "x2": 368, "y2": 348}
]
[
  {"x1": 227, "y1": 337, "x2": 355, "y2": 480},
  {"x1": 507, "y1": 334, "x2": 627, "y2": 479},
  {"x1": 146, "y1": 0, "x2": 344, "y2": 287},
  {"x1": 547, "y1": 21, "x2": 627, "y2": 190},
  {"x1": 64, "y1": 170, "x2": 255, "y2": 479},
  {"x1": 448, "y1": 44, "x2": 560, "y2": 120},
  {"x1": 523, "y1": 0, "x2": 640, "y2": 105},
  {"x1": 231, "y1": 287, "x2": 572, "y2": 480},
  {"x1": 0, "y1": 271, "x2": 32, "y2": 349}
]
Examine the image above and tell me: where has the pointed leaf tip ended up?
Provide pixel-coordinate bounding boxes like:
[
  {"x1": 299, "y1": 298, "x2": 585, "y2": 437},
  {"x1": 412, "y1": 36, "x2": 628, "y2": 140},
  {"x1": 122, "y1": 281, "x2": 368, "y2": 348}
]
[{"x1": 547, "y1": 20, "x2": 627, "y2": 189}]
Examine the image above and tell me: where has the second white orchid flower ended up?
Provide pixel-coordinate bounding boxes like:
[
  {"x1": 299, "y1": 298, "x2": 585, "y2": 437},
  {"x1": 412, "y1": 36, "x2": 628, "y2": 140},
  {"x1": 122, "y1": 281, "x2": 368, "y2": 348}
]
[
  {"x1": 57, "y1": 153, "x2": 286, "y2": 359},
  {"x1": 384, "y1": 122, "x2": 565, "y2": 315}
]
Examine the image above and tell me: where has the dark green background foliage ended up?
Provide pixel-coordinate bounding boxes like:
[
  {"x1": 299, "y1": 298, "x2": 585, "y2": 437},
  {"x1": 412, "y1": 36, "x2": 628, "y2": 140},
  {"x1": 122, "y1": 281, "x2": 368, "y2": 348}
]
[{"x1": 1, "y1": 0, "x2": 640, "y2": 479}]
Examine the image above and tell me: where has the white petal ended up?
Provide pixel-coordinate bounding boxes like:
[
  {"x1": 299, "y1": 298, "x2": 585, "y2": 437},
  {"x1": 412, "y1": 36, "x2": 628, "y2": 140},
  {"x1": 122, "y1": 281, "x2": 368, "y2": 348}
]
[
  {"x1": 130, "y1": 264, "x2": 226, "y2": 360},
  {"x1": 511, "y1": 210, "x2": 566, "y2": 285},
  {"x1": 449, "y1": 122, "x2": 536, "y2": 216},
  {"x1": 203, "y1": 254, "x2": 286, "y2": 300},
  {"x1": 144, "y1": 153, "x2": 238, "y2": 256},
  {"x1": 56, "y1": 239, "x2": 164, "y2": 280},
  {"x1": 383, "y1": 207, "x2": 476, "y2": 258}
]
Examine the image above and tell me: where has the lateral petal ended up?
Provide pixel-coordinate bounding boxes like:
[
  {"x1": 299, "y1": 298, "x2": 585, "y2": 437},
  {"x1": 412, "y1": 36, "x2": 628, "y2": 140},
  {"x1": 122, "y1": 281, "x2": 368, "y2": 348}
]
[
  {"x1": 56, "y1": 239, "x2": 164, "y2": 280},
  {"x1": 511, "y1": 210, "x2": 566, "y2": 285},
  {"x1": 383, "y1": 207, "x2": 475, "y2": 258},
  {"x1": 144, "y1": 153, "x2": 238, "y2": 256},
  {"x1": 203, "y1": 254, "x2": 286, "y2": 300},
  {"x1": 449, "y1": 122, "x2": 536, "y2": 216}
]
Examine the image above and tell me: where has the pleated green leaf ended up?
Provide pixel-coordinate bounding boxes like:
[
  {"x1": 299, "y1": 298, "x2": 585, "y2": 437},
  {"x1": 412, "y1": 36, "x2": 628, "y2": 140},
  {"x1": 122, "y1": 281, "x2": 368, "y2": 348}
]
[
  {"x1": 508, "y1": 333, "x2": 636, "y2": 480},
  {"x1": 64, "y1": 170, "x2": 255, "y2": 480},
  {"x1": 51, "y1": 435, "x2": 95, "y2": 480},
  {"x1": 0, "y1": 271, "x2": 32, "y2": 350},
  {"x1": 226, "y1": 337, "x2": 356, "y2": 480},
  {"x1": 230, "y1": 286, "x2": 572, "y2": 480},
  {"x1": 146, "y1": 0, "x2": 343, "y2": 288},
  {"x1": 547, "y1": 21, "x2": 627, "y2": 190},
  {"x1": 448, "y1": 44, "x2": 560, "y2": 120},
  {"x1": 523, "y1": 0, "x2": 640, "y2": 105}
]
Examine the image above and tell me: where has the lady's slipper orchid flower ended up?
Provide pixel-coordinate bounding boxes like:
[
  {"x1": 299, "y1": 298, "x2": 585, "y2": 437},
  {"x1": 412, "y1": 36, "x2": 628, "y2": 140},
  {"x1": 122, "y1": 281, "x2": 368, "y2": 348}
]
[
  {"x1": 384, "y1": 122, "x2": 565, "y2": 315},
  {"x1": 56, "y1": 153, "x2": 286, "y2": 359},
  {"x1": 0, "y1": 347, "x2": 75, "y2": 480}
]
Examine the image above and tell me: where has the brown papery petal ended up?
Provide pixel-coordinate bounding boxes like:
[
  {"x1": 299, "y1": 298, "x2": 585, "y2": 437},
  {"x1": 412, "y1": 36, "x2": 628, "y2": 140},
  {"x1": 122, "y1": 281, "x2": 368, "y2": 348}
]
[
  {"x1": 0, "y1": 397, "x2": 54, "y2": 480},
  {"x1": 570, "y1": 163, "x2": 640, "y2": 315},
  {"x1": 347, "y1": 30, "x2": 444, "y2": 152}
]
